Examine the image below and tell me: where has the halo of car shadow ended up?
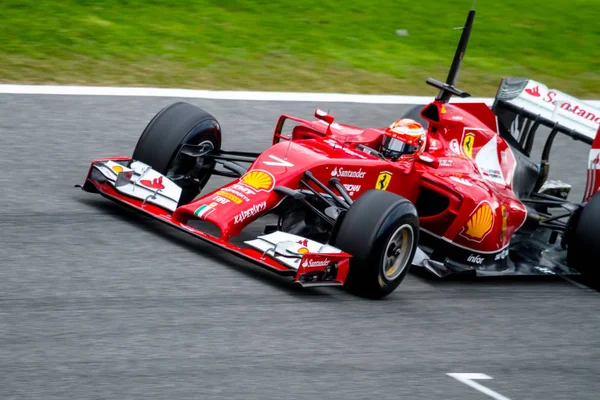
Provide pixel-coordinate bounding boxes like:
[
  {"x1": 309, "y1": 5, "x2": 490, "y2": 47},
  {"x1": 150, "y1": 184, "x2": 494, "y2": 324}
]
[
  {"x1": 77, "y1": 196, "x2": 340, "y2": 299},
  {"x1": 411, "y1": 262, "x2": 599, "y2": 291},
  {"x1": 77, "y1": 195, "x2": 599, "y2": 298}
]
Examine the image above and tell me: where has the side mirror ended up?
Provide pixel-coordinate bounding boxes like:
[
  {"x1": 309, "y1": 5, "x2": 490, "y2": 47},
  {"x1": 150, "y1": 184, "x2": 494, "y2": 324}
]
[
  {"x1": 415, "y1": 152, "x2": 439, "y2": 168},
  {"x1": 315, "y1": 109, "x2": 335, "y2": 125}
]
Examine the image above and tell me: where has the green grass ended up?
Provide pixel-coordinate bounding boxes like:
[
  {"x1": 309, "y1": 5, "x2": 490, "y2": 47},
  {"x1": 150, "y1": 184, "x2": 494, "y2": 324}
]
[{"x1": 1, "y1": 0, "x2": 599, "y2": 97}]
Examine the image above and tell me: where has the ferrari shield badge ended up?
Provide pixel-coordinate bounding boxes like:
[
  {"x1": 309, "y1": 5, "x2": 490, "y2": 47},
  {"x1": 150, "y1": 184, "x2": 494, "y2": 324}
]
[
  {"x1": 376, "y1": 171, "x2": 392, "y2": 191},
  {"x1": 462, "y1": 132, "x2": 475, "y2": 159}
]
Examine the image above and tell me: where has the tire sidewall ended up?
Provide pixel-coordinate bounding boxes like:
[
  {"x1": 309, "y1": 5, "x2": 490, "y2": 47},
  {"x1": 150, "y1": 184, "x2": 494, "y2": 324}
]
[
  {"x1": 131, "y1": 102, "x2": 222, "y2": 205},
  {"x1": 568, "y1": 192, "x2": 600, "y2": 283},
  {"x1": 334, "y1": 190, "x2": 419, "y2": 298}
]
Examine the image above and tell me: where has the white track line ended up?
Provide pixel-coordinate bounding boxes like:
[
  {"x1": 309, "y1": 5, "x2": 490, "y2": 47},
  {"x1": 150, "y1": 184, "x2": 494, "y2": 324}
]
[{"x1": 1, "y1": 84, "x2": 598, "y2": 106}]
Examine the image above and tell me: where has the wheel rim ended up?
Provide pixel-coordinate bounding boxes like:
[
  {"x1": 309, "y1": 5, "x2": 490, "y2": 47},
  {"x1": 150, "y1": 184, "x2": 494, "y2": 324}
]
[{"x1": 382, "y1": 224, "x2": 414, "y2": 281}]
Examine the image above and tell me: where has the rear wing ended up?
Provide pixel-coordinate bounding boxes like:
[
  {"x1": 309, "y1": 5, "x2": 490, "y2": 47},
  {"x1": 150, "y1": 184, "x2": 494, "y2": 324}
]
[
  {"x1": 493, "y1": 78, "x2": 599, "y2": 148},
  {"x1": 493, "y1": 77, "x2": 600, "y2": 202}
]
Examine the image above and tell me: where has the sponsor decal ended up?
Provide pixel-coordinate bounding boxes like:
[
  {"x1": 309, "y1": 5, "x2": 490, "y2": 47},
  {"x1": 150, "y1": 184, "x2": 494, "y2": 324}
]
[
  {"x1": 428, "y1": 139, "x2": 440, "y2": 150},
  {"x1": 449, "y1": 176, "x2": 473, "y2": 186},
  {"x1": 451, "y1": 115, "x2": 463, "y2": 121},
  {"x1": 376, "y1": 171, "x2": 392, "y2": 191},
  {"x1": 233, "y1": 201, "x2": 267, "y2": 224},
  {"x1": 194, "y1": 203, "x2": 217, "y2": 218},
  {"x1": 231, "y1": 184, "x2": 256, "y2": 195},
  {"x1": 343, "y1": 184, "x2": 361, "y2": 195},
  {"x1": 494, "y1": 248, "x2": 509, "y2": 261},
  {"x1": 297, "y1": 247, "x2": 309, "y2": 254},
  {"x1": 241, "y1": 170, "x2": 275, "y2": 192},
  {"x1": 439, "y1": 159, "x2": 453, "y2": 167},
  {"x1": 301, "y1": 258, "x2": 331, "y2": 269},
  {"x1": 297, "y1": 239, "x2": 308, "y2": 246},
  {"x1": 220, "y1": 187, "x2": 251, "y2": 202},
  {"x1": 467, "y1": 254, "x2": 484, "y2": 265},
  {"x1": 525, "y1": 85, "x2": 600, "y2": 125},
  {"x1": 525, "y1": 86, "x2": 541, "y2": 97},
  {"x1": 462, "y1": 132, "x2": 475, "y2": 159},
  {"x1": 215, "y1": 190, "x2": 243, "y2": 204},
  {"x1": 331, "y1": 167, "x2": 366, "y2": 179},
  {"x1": 481, "y1": 168, "x2": 503, "y2": 182},
  {"x1": 460, "y1": 202, "x2": 494, "y2": 242},
  {"x1": 139, "y1": 176, "x2": 165, "y2": 190},
  {"x1": 449, "y1": 139, "x2": 461, "y2": 155},
  {"x1": 212, "y1": 195, "x2": 230, "y2": 205},
  {"x1": 112, "y1": 165, "x2": 124, "y2": 173}
]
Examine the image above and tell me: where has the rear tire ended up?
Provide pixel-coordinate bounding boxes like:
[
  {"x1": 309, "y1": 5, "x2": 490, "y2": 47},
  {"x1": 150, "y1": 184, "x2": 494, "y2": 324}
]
[
  {"x1": 333, "y1": 190, "x2": 419, "y2": 299},
  {"x1": 132, "y1": 102, "x2": 222, "y2": 206},
  {"x1": 567, "y1": 192, "x2": 600, "y2": 285}
]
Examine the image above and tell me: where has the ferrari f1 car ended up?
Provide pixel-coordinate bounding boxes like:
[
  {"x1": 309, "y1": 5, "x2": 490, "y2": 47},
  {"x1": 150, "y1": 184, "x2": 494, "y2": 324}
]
[{"x1": 79, "y1": 8, "x2": 600, "y2": 298}]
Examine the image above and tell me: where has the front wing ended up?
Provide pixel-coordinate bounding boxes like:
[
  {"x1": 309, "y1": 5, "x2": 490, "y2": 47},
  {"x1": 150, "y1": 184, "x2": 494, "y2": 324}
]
[{"x1": 79, "y1": 158, "x2": 351, "y2": 288}]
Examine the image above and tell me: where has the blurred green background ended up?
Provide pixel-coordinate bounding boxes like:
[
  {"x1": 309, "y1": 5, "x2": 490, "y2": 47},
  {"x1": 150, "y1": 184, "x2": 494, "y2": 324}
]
[{"x1": 2, "y1": 0, "x2": 599, "y2": 97}]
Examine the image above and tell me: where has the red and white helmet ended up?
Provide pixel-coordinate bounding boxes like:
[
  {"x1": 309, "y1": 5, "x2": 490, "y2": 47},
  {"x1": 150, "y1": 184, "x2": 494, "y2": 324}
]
[{"x1": 382, "y1": 118, "x2": 427, "y2": 160}]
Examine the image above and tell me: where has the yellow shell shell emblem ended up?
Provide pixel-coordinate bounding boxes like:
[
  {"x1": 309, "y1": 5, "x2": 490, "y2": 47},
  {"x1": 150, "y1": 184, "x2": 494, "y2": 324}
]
[
  {"x1": 297, "y1": 247, "x2": 309, "y2": 254},
  {"x1": 241, "y1": 170, "x2": 275, "y2": 192},
  {"x1": 461, "y1": 203, "x2": 494, "y2": 241},
  {"x1": 112, "y1": 165, "x2": 124, "y2": 173}
]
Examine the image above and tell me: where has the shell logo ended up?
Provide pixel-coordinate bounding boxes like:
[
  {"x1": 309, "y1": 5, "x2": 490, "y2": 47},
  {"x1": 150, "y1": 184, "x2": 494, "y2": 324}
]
[
  {"x1": 297, "y1": 247, "x2": 309, "y2": 254},
  {"x1": 460, "y1": 202, "x2": 494, "y2": 242},
  {"x1": 241, "y1": 170, "x2": 275, "y2": 192},
  {"x1": 112, "y1": 165, "x2": 124, "y2": 173}
]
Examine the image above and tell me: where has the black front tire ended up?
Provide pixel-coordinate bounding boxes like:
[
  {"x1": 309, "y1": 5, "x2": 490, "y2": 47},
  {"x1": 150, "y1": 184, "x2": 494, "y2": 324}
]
[
  {"x1": 567, "y1": 192, "x2": 600, "y2": 285},
  {"x1": 333, "y1": 190, "x2": 419, "y2": 299},
  {"x1": 132, "y1": 102, "x2": 222, "y2": 206}
]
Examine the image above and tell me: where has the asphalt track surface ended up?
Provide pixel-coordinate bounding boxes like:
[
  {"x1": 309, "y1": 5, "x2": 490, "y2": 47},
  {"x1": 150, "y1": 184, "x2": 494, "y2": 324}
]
[{"x1": 1, "y1": 94, "x2": 598, "y2": 400}]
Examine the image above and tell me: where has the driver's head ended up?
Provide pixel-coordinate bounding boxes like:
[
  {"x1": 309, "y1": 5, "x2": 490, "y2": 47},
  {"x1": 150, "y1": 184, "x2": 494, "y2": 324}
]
[{"x1": 381, "y1": 118, "x2": 427, "y2": 161}]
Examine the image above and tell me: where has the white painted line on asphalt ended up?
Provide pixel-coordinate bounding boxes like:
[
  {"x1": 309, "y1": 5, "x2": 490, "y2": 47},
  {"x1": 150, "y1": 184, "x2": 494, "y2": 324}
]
[
  {"x1": 447, "y1": 373, "x2": 512, "y2": 400},
  {"x1": 1, "y1": 84, "x2": 598, "y2": 107},
  {"x1": 0, "y1": 84, "x2": 485, "y2": 103}
]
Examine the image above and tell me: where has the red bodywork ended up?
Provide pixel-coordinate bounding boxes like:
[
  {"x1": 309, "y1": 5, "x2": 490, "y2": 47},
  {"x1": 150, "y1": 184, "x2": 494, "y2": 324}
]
[
  {"x1": 83, "y1": 99, "x2": 529, "y2": 283},
  {"x1": 181, "y1": 100, "x2": 526, "y2": 253}
]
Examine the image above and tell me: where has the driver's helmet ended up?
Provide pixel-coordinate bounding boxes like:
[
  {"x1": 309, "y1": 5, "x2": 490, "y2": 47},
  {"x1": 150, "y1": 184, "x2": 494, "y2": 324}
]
[{"x1": 381, "y1": 119, "x2": 427, "y2": 160}]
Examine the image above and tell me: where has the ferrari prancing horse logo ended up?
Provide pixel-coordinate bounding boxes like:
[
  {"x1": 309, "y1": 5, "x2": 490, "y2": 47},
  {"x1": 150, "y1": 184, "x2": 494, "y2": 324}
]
[
  {"x1": 462, "y1": 132, "x2": 475, "y2": 159},
  {"x1": 376, "y1": 171, "x2": 392, "y2": 191}
]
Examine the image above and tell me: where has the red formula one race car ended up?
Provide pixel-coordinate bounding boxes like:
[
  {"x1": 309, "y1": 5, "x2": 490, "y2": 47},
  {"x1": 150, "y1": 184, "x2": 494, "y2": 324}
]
[{"x1": 80, "y1": 9, "x2": 600, "y2": 298}]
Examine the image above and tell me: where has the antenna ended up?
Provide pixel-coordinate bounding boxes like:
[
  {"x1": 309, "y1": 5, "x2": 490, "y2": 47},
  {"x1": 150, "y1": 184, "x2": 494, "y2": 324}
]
[
  {"x1": 284, "y1": 130, "x2": 293, "y2": 160},
  {"x1": 425, "y1": 7, "x2": 476, "y2": 103}
]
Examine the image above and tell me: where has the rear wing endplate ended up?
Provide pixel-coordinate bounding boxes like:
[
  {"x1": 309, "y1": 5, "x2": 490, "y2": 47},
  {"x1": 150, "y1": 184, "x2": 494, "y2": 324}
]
[{"x1": 492, "y1": 78, "x2": 599, "y2": 148}]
